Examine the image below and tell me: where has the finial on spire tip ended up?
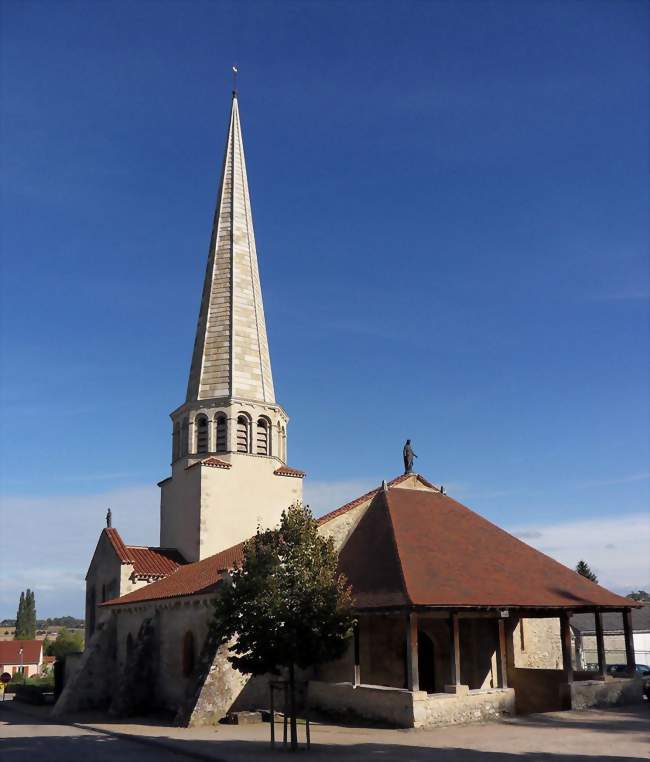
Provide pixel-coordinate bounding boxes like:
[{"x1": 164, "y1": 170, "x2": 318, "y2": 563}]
[{"x1": 232, "y1": 64, "x2": 238, "y2": 96}]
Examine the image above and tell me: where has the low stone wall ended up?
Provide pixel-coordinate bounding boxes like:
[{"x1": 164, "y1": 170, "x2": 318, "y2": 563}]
[
  {"x1": 564, "y1": 678, "x2": 644, "y2": 710},
  {"x1": 309, "y1": 682, "x2": 514, "y2": 729},
  {"x1": 414, "y1": 688, "x2": 515, "y2": 728},
  {"x1": 310, "y1": 682, "x2": 416, "y2": 727}
]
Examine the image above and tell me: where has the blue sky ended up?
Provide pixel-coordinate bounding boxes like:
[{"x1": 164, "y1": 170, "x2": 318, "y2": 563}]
[{"x1": 1, "y1": 0, "x2": 648, "y2": 618}]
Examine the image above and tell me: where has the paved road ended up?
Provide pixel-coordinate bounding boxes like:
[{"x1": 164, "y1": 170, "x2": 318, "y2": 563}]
[
  {"x1": 1, "y1": 698, "x2": 648, "y2": 761},
  {"x1": 1, "y1": 714, "x2": 193, "y2": 762}
]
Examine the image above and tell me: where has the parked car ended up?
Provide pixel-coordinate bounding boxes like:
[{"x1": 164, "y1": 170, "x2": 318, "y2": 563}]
[{"x1": 606, "y1": 663, "x2": 650, "y2": 677}]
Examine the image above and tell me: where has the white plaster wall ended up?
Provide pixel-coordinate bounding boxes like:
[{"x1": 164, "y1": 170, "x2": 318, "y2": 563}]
[{"x1": 160, "y1": 463, "x2": 202, "y2": 561}]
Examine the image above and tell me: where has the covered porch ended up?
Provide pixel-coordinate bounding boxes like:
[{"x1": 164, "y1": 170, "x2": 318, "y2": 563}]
[{"x1": 312, "y1": 605, "x2": 640, "y2": 728}]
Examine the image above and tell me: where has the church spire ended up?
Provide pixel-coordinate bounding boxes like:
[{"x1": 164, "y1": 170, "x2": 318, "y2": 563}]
[{"x1": 186, "y1": 93, "x2": 275, "y2": 404}]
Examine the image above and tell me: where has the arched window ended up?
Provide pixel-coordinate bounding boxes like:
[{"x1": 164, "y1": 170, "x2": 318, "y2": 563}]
[
  {"x1": 126, "y1": 633, "x2": 134, "y2": 663},
  {"x1": 196, "y1": 415, "x2": 209, "y2": 454},
  {"x1": 215, "y1": 414, "x2": 227, "y2": 453},
  {"x1": 256, "y1": 418, "x2": 270, "y2": 455},
  {"x1": 172, "y1": 423, "x2": 180, "y2": 460},
  {"x1": 236, "y1": 415, "x2": 250, "y2": 453},
  {"x1": 181, "y1": 418, "x2": 189, "y2": 456},
  {"x1": 182, "y1": 631, "x2": 195, "y2": 677},
  {"x1": 281, "y1": 425, "x2": 287, "y2": 461}
]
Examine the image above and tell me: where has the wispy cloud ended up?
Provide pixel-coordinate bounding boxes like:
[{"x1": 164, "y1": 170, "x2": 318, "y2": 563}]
[
  {"x1": 0, "y1": 485, "x2": 159, "y2": 618},
  {"x1": 305, "y1": 479, "x2": 377, "y2": 516},
  {"x1": 576, "y1": 472, "x2": 650, "y2": 489},
  {"x1": 510, "y1": 512, "x2": 650, "y2": 593}
]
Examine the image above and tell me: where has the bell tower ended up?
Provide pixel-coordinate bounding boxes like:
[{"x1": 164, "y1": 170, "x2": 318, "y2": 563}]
[{"x1": 159, "y1": 92, "x2": 303, "y2": 562}]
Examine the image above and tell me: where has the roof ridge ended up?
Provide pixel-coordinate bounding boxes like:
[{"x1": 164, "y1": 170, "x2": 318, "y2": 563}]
[
  {"x1": 382, "y1": 489, "x2": 413, "y2": 606},
  {"x1": 317, "y1": 473, "x2": 412, "y2": 525}
]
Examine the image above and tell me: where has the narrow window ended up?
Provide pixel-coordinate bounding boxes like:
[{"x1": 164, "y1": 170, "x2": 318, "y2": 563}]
[
  {"x1": 181, "y1": 418, "x2": 189, "y2": 456},
  {"x1": 237, "y1": 415, "x2": 249, "y2": 453},
  {"x1": 196, "y1": 415, "x2": 209, "y2": 454},
  {"x1": 172, "y1": 423, "x2": 181, "y2": 460},
  {"x1": 215, "y1": 414, "x2": 227, "y2": 453},
  {"x1": 256, "y1": 418, "x2": 269, "y2": 455},
  {"x1": 182, "y1": 631, "x2": 195, "y2": 677}
]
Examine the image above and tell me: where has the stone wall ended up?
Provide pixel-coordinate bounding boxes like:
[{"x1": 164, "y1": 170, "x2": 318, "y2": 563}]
[
  {"x1": 309, "y1": 681, "x2": 514, "y2": 729},
  {"x1": 513, "y1": 617, "x2": 563, "y2": 669},
  {"x1": 564, "y1": 677, "x2": 644, "y2": 710},
  {"x1": 414, "y1": 688, "x2": 514, "y2": 728}
]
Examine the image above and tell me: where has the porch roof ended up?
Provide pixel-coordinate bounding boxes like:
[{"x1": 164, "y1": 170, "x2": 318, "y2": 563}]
[{"x1": 338, "y1": 486, "x2": 636, "y2": 612}]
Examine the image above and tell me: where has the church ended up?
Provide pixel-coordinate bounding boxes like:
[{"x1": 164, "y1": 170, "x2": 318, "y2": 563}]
[{"x1": 54, "y1": 92, "x2": 641, "y2": 728}]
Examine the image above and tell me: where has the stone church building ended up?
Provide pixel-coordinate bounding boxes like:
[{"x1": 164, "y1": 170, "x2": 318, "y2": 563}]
[{"x1": 55, "y1": 93, "x2": 641, "y2": 728}]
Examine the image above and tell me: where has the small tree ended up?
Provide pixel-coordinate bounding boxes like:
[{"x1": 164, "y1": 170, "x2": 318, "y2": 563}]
[
  {"x1": 576, "y1": 560, "x2": 598, "y2": 583},
  {"x1": 627, "y1": 590, "x2": 650, "y2": 602},
  {"x1": 213, "y1": 503, "x2": 354, "y2": 750},
  {"x1": 45, "y1": 628, "x2": 84, "y2": 660}
]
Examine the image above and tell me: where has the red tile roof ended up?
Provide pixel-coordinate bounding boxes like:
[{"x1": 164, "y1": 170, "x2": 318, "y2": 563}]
[
  {"x1": 0, "y1": 640, "x2": 42, "y2": 665},
  {"x1": 103, "y1": 527, "x2": 185, "y2": 578},
  {"x1": 102, "y1": 541, "x2": 245, "y2": 607},
  {"x1": 274, "y1": 466, "x2": 305, "y2": 478},
  {"x1": 338, "y1": 487, "x2": 636, "y2": 611},
  {"x1": 186, "y1": 457, "x2": 231, "y2": 470},
  {"x1": 101, "y1": 476, "x2": 430, "y2": 607}
]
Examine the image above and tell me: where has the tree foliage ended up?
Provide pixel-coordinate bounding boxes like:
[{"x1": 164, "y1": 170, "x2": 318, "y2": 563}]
[
  {"x1": 213, "y1": 502, "x2": 354, "y2": 748},
  {"x1": 44, "y1": 628, "x2": 84, "y2": 660},
  {"x1": 575, "y1": 560, "x2": 598, "y2": 583},
  {"x1": 15, "y1": 590, "x2": 36, "y2": 639},
  {"x1": 627, "y1": 590, "x2": 650, "y2": 602}
]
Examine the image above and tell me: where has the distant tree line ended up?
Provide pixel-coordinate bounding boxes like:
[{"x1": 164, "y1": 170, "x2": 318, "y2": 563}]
[{"x1": 1, "y1": 615, "x2": 84, "y2": 629}]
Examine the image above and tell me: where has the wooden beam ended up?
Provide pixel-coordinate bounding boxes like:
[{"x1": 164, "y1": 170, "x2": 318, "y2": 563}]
[
  {"x1": 406, "y1": 612, "x2": 419, "y2": 691},
  {"x1": 594, "y1": 611, "x2": 607, "y2": 678},
  {"x1": 353, "y1": 620, "x2": 360, "y2": 687},
  {"x1": 497, "y1": 618, "x2": 508, "y2": 688},
  {"x1": 449, "y1": 613, "x2": 461, "y2": 685},
  {"x1": 623, "y1": 609, "x2": 636, "y2": 672},
  {"x1": 560, "y1": 611, "x2": 573, "y2": 684}
]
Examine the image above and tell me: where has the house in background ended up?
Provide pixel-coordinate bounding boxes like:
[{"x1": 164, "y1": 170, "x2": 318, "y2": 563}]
[
  {"x1": 0, "y1": 640, "x2": 44, "y2": 677},
  {"x1": 572, "y1": 604, "x2": 650, "y2": 670}
]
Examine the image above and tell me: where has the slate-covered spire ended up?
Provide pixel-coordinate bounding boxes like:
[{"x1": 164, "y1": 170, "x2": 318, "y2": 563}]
[{"x1": 186, "y1": 93, "x2": 275, "y2": 404}]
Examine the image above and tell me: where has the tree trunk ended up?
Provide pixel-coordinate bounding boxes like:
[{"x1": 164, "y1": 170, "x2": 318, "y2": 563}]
[{"x1": 289, "y1": 663, "x2": 297, "y2": 751}]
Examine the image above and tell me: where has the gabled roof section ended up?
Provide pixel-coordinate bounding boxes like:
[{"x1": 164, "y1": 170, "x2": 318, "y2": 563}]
[
  {"x1": 186, "y1": 93, "x2": 275, "y2": 404},
  {"x1": 102, "y1": 541, "x2": 243, "y2": 607},
  {"x1": 0, "y1": 640, "x2": 42, "y2": 665},
  {"x1": 572, "y1": 603, "x2": 650, "y2": 634},
  {"x1": 101, "y1": 527, "x2": 185, "y2": 579},
  {"x1": 339, "y1": 487, "x2": 636, "y2": 611}
]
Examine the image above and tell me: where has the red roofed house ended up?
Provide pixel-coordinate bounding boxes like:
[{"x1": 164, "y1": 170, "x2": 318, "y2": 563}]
[
  {"x1": 55, "y1": 93, "x2": 642, "y2": 728},
  {"x1": 0, "y1": 640, "x2": 44, "y2": 678}
]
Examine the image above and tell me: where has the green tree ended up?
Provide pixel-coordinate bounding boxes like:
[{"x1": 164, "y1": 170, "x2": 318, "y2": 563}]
[
  {"x1": 14, "y1": 592, "x2": 25, "y2": 638},
  {"x1": 45, "y1": 628, "x2": 84, "y2": 660},
  {"x1": 576, "y1": 560, "x2": 598, "y2": 583},
  {"x1": 213, "y1": 503, "x2": 354, "y2": 750},
  {"x1": 627, "y1": 590, "x2": 650, "y2": 602}
]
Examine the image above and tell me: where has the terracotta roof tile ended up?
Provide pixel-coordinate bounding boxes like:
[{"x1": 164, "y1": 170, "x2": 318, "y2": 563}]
[
  {"x1": 0, "y1": 640, "x2": 42, "y2": 665},
  {"x1": 339, "y1": 488, "x2": 637, "y2": 611},
  {"x1": 126, "y1": 546, "x2": 186, "y2": 579},
  {"x1": 102, "y1": 542, "x2": 246, "y2": 607},
  {"x1": 273, "y1": 466, "x2": 305, "y2": 478},
  {"x1": 104, "y1": 527, "x2": 131, "y2": 563},
  {"x1": 186, "y1": 457, "x2": 232, "y2": 471}
]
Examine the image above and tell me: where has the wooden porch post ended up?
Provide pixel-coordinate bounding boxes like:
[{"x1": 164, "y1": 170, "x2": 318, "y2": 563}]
[
  {"x1": 560, "y1": 610, "x2": 573, "y2": 683},
  {"x1": 449, "y1": 612, "x2": 461, "y2": 686},
  {"x1": 497, "y1": 618, "x2": 508, "y2": 688},
  {"x1": 353, "y1": 619, "x2": 360, "y2": 687},
  {"x1": 594, "y1": 611, "x2": 607, "y2": 679},
  {"x1": 623, "y1": 609, "x2": 636, "y2": 673},
  {"x1": 406, "y1": 612, "x2": 419, "y2": 691}
]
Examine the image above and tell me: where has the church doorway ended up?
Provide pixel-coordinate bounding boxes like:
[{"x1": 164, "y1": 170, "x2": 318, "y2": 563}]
[{"x1": 417, "y1": 630, "x2": 436, "y2": 693}]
